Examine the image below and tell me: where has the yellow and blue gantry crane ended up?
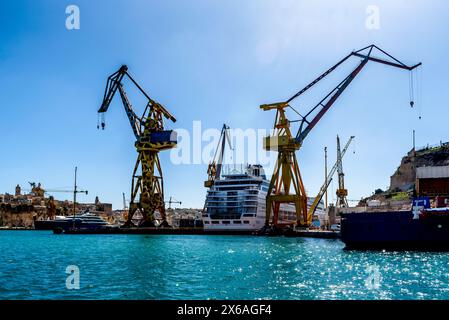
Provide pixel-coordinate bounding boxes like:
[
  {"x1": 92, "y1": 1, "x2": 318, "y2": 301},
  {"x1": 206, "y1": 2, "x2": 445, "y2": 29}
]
[{"x1": 98, "y1": 65, "x2": 177, "y2": 228}]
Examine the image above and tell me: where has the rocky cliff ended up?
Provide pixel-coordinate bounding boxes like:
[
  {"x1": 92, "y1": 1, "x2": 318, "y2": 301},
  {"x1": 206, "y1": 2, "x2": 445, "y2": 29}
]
[
  {"x1": 389, "y1": 143, "x2": 449, "y2": 192},
  {"x1": 359, "y1": 142, "x2": 449, "y2": 205}
]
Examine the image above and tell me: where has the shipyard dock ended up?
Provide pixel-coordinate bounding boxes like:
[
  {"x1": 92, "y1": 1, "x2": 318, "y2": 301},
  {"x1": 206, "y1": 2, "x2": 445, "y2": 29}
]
[
  {"x1": 57, "y1": 226, "x2": 341, "y2": 238},
  {"x1": 61, "y1": 227, "x2": 254, "y2": 235}
]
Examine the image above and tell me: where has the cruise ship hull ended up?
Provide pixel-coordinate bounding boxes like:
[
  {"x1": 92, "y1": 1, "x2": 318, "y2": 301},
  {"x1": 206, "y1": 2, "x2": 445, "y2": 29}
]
[{"x1": 341, "y1": 210, "x2": 449, "y2": 250}]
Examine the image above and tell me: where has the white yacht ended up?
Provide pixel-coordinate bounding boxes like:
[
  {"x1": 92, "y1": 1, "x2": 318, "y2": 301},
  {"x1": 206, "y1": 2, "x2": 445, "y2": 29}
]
[{"x1": 202, "y1": 164, "x2": 324, "y2": 232}]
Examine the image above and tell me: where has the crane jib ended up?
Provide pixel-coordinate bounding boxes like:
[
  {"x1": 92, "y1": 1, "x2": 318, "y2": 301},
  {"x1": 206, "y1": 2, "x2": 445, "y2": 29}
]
[
  {"x1": 295, "y1": 58, "x2": 368, "y2": 144},
  {"x1": 98, "y1": 66, "x2": 176, "y2": 123},
  {"x1": 290, "y1": 45, "x2": 421, "y2": 145}
]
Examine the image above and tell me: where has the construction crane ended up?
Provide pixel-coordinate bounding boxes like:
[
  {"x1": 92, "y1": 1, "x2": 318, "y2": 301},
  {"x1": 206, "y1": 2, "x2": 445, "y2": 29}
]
[
  {"x1": 98, "y1": 65, "x2": 177, "y2": 227},
  {"x1": 71, "y1": 166, "x2": 88, "y2": 228},
  {"x1": 336, "y1": 135, "x2": 349, "y2": 207},
  {"x1": 308, "y1": 136, "x2": 355, "y2": 216},
  {"x1": 166, "y1": 196, "x2": 182, "y2": 209},
  {"x1": 204, "y1": 124, "x2": 233, "y2": 188},
  {"x1": 261, "y1": 45, "x2": 421, "y2": 228},
  {"x1": 34, "y1": 168, "x2": 88, "y2": 219}
]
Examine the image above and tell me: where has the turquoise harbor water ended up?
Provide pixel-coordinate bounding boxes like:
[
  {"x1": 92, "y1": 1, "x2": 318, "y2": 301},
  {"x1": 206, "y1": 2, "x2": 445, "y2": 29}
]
[{"x1": 0, "y1": 231, "x2": 448, "y2": 300}]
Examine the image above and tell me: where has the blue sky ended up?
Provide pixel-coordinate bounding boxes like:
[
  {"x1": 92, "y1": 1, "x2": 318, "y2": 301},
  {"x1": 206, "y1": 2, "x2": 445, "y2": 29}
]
[{"x1": 0, "y1": 0, "x2": 448, "y2": 209}]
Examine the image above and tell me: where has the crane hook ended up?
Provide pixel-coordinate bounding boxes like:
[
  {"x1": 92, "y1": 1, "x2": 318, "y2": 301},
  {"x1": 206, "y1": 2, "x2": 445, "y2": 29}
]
[{"x1": 409, "y1": 70, "x2": 415, "y2": 108}]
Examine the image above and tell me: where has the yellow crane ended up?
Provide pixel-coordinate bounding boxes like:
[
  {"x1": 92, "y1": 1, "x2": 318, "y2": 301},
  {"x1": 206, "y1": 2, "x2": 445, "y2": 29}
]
[
  {"x1": 308, "y1": 136, "x2": 355, "y2": 217},
  {"x1": 204, "y1": 124, "x2": 233, "y2": 188},
  {"x1": 98, "y1": 65, "x2": 177, "y2": 227},
  {"x1": 261, "y1": 102, "x2": 307, "y2": 227},
  {"x1": 335, "y1": 135, "x2": 349, "y2": 208},
  {"x1": 261, "y1": 45, "x2": 421, "y2": 229}
]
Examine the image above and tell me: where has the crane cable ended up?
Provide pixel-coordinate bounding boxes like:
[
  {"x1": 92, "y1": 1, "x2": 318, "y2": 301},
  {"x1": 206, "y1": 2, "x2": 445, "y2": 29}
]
[
  {"x1": 409, "y1": 69, "x2": 415, "y2": 108},
  {"x1": 352, "y1": 137, "x2": 356, "y2": 155},
  {"x1": 417, "y1": 66, "x2": 423, "y2": 120},
  {"x1": 409, "y1": 67, "x2": 423, "y2": 120}
]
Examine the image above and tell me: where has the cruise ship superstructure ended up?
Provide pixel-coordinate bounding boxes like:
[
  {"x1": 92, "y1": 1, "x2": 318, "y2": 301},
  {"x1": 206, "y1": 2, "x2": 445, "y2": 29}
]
[{"x1": 202, "y1": 164, "x2": 324, "y2": 232}]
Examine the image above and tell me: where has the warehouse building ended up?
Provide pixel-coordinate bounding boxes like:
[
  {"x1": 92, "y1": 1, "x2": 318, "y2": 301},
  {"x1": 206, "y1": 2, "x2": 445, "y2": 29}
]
[{"x1": 416, "y1": 165, "x2": 449, "y2": 197}]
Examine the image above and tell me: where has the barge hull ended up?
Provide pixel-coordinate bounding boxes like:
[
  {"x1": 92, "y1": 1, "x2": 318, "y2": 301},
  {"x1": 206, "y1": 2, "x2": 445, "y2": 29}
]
[{"x1": 341, "y1": 210, "x2": 449, "y2": 250}]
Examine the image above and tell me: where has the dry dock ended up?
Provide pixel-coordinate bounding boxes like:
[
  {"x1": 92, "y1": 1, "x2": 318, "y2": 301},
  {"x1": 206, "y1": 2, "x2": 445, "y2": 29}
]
[
  {"x1": 61, "y1": 227, "x2": 255, "y2": 235},
  {"x1": 58, "y1": 227, "x2": 340, "y2": 238}
]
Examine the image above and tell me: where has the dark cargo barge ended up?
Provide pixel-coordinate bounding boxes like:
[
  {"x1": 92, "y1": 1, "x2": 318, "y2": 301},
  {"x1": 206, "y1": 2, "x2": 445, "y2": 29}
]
[{"x1": 341, "y1": 206, "x2": 449, "y2": 250}]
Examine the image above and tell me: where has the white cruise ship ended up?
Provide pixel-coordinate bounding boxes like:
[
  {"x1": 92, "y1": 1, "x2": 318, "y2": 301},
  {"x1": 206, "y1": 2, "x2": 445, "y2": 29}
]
[{"x1": 202, "y1": 164, "x2": 324, "y2": 232}]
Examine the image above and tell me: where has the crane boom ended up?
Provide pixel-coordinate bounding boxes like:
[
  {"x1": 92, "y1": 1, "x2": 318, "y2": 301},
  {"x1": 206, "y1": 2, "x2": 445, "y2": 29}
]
[
  {"x1": 296, "y1": 59, "x2": 367, "y2": 144},
  {"x1": 308, "y1": 136, "x2": 355, "y2": 216},
  {"x1": 215, "y1": 124, "x2": 233, "y2": 181},
  {"x1": 98, "y1": 65, "x2": 176, "y2": 122},
  {"x1": 286, "y1": 45, "x2": 421, "y2": 145},
  {"x1": 204, "y1": 124, "x2": 233, "y2": 188},
  {"x1": 117, "y1": 84, "x2": 141, "y2": 138}
]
